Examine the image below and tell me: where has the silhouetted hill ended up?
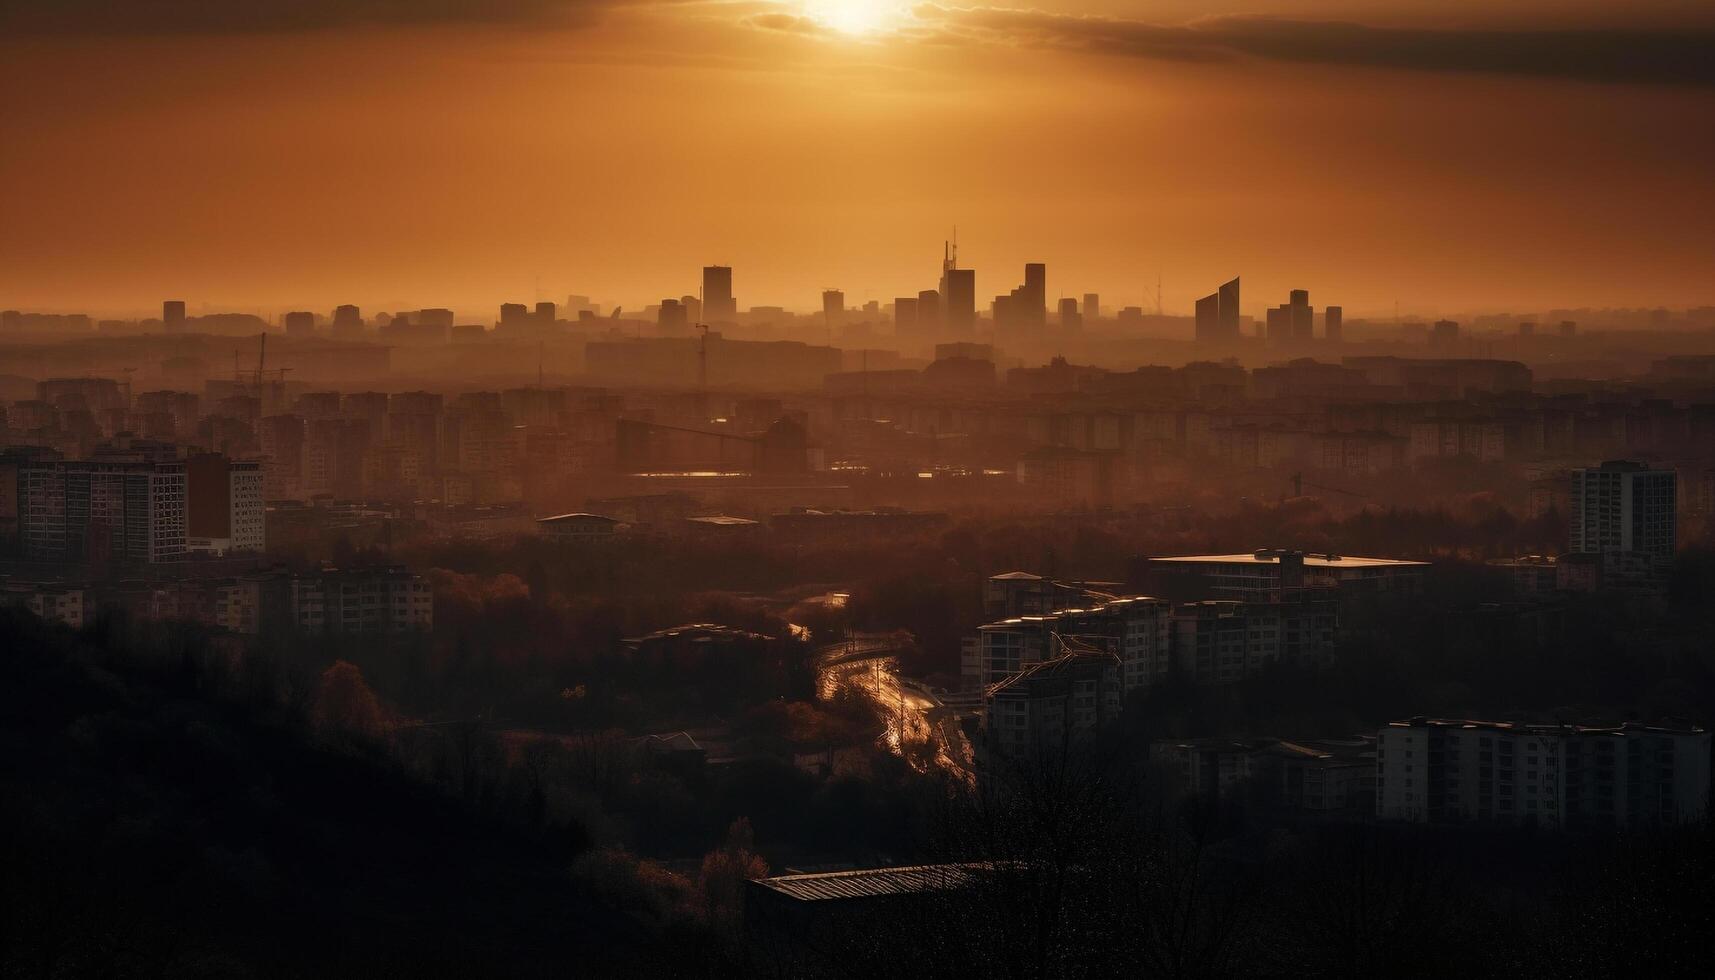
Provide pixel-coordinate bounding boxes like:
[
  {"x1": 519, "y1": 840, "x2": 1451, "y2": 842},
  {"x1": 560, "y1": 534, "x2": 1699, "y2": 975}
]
[{"x1": 0, "y1": 611, "x2": 642, "y2": 979}]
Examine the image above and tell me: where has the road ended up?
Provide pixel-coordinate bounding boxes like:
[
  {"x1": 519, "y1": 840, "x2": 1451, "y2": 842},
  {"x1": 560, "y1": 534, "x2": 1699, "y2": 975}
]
[{"x1": 814, "y1": 634, "x2": 973, "y2": 777}]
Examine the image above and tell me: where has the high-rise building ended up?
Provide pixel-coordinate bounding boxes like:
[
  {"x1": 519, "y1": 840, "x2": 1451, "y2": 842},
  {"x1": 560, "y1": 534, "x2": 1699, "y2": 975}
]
[
  {"x1": 1324, "y1": 305, "x2": 1344, "y2": 342},
  {"x1": 1431, "y1": 319, "x2": 1460, "y2": 347},
  {"x1": 283, "y1": 311, "x2": 315, "y2": 337},
  {"x1": 185, "y1": 453, "x2": 264, "y2": 555},
  {"x1": 1266, "y1": 305, "x2": 1292, "y2": 345},
  {"x1": 332, "y1": 304, "x2": 363, "y2": 339},
  {"x1": 916, "y1": 289, "x2": 942, "y2": 333},
  {"x1": 1570, "y1": 460, "x2": 1677, "y2": 574},
  {"x1": 1289, "y1": 289, "x2": 1313, "y2": 343},
  {"x1": 702, "y1": 266, "x2": 736, "y2": 321},
  {"x1": 983, "y1": 641, "x2": 1124, "y2": 759},
  {"x1": 535, "y1": 301, "x2": 556, "y2": 326},
  {"x1": 18, "y1": 458, "x2": 187, "y2": 564},
  {"x1": 1217, "y1": 277, "x2": 1241, "y2": 339},
  {"x1": 821, "y1": 289, "x2": 844, "y2": 329},
  {"x1": 1195, "y1": 278, "x2": 1241, "y2": 344},
  {"x1": 943, "y1": 268, "x2": 975, "y2": 334},
  {"x1": 681, "y1": 294, "x2": 702, "y2": 323},
  {"x1": 893, "y1": 297, "x2": 918, "y2": 334},
  {"x1": 499, "y1": 303, "x2": 530, "y2": 328},
  {"x1": 1082, "y1": 293, "x2": 1099, "y2": 323},
  {"x1": 1195, "y1": 292, "x2": 1221, "y2": 343},
  {"x1": 163, "y1": 300, "x2": 188, "y2": 333},
  {"x1": 1023, "y1": 263, "x2": 1046, "y2": 325},
  {"x1": 1378, "y1": 717, "x2": 1710, "y2": 830},
  {"x1": 1058, "y1": 297, "x2": 1082, "y2": 330},
  {"x1": 658, "y1": 298, "x2": 687, "y2": 331}
]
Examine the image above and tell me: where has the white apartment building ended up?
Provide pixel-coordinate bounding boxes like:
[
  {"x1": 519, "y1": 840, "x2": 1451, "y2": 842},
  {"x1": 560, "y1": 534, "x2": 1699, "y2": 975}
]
[
  {"x1": 1378, "y1": 718, "x2": 1710, "y2": 830},
  {"x1": 964, "y1": 595, "x2": 1172, "y2": 693}
]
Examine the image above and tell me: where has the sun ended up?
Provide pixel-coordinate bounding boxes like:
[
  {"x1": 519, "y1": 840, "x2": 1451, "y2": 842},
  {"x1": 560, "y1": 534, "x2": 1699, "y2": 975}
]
[{"x1": 806, "y1": 0, "x2": 894, "y2": 36}]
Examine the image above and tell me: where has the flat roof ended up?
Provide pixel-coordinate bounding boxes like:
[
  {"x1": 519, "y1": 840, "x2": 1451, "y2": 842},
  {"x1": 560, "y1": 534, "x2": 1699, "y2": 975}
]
[
  {"x1": 1149, "y1": 553, "x2": 1427, "y2": 568},
  {"x1": 752, "y1": 864, "x2": 981, "y2": 903}
]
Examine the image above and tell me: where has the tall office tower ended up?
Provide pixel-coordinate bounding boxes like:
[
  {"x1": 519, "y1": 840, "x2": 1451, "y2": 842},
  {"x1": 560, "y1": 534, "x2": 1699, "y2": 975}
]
[
  {"x1": 1194, "y1": 291, "x2": 1221, "y2": 343},
  {"x1": 1324, "y1": 305, "x2": 1343, "y2": 342},
  {"x1": 943, "y1": 268, "x2": 976, "y2": 334},
  {"x1": 1266, "y1": 305, "x2": 1292, "y2": 344},
  {"x1": 163, "y1": 300, "x2": 188, "y2": 332},
  {"x1": 1023, "y1": 263, "x2": 1046, "y2": 325},
  {"x1": 499, "y1": 303, "x2": 529, "y2": 328},
  {"x1": 283, "y1": 311, "x2": 315, "y2": 337},
  {"x1": 658, "y1": 299, "x2": 687, "y2": 330},
  {"x1": 1082, "y1": 293, "x2": 1099, "y2": 323},
  {"x1": 917, "y1": 289, "x2": 943, "y2": 333},
  {"x1": 822, "y1": 289, "x2": 845, "y2": 329},
  {"x1": 185, "y1": 453, "x2": 265, "y2": 555},
  {"x1": 1217, "y1": 277, "x2": 1241, "y2": 339},
  {"x1": 1570, "y1": 461, "x2": 1677, "y2": 574},
  {"x1": 681, "y1": 295, "x2": 701, "y2": 323},
  {"x1": 702, "y1": 266, "x2": 736, "y2": 320},
  {"x1": 332, "y1": 304, "x2": 363, "y2": 338},
  {"x1": 893, "y1": 297, "x2": 919, "y2": 334},
  {"x1": 1289, "y1": 289, "x2": 1314, "y2": 343},
  {"x1": 535, "y1": 301, "x2": 556, "y2": 326},
  {"x1": 1058, "y1": 297, "x2": 1082, "y2": 330}
]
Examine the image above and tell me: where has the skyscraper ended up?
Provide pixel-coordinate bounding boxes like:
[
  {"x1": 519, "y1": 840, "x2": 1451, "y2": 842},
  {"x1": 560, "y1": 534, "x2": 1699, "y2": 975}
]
[
  {"x1": 1324, "y1": 305, "x2": 1343, "y2": 343},
  {"x1": 1082, "y1": 293, "x2": 1099, "y2": 323},
  {"x1": 893, "y1": 297, "x2": 919, "y2": 334},
  {"x1": 1196, "y1": 277, "x2": 1241, "y2": 344},
  {"x1": 1195, "y1": 292, "x2": 1221, "y2": 343},
  {"x1": 1023, "y1": 263, "x2": 1046, "y2": 326},
  {"x1": 1059, "y1": 297, "x2": 1082, "y2": 330},
  {"x1": 163, "y1": 300, "x2": 187, "y2": 333},
  {"x1": 535, "y1": 301, "x2": 556, "y2": 326},
  {"x1": 943, "y1": 268, "x2": 976, "y2": 335},
  {"x1": 702, "y1": 266, "x2": 736, "y2": 321},
  {"x1": 1289, "y1": 289, "x2": 1313, "y2": 343},
  {"x1": 917, "y1": 289, "x2": 942, "y2": 333},
  {"x1": 1218, "y1": 277, "x2": 1241, "y2": 340},
  {"x1": 822, "y1": 289, "x2": 845, "y2": 329}
]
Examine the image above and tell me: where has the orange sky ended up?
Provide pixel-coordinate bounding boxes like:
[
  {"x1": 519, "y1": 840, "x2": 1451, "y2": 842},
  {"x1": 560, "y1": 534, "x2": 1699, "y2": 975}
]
[{"x1": 2, "y1": 2, "x2": 1713, "y2": 319}]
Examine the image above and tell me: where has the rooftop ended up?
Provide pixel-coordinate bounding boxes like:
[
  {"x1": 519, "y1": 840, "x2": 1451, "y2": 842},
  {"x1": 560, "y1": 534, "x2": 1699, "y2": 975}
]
[
  {"x1": 1388, "y1": 717, "x2": 1706, "y2": 737},
  {"x1": 1150, "y1": 551, "x2": 1427, "y2": 568},
  {"x1": 751, "y1": 864, "x2": 982, "y2": 903}
]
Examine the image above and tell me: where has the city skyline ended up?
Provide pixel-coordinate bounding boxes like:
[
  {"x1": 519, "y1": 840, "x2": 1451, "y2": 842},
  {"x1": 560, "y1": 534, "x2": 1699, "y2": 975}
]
[{"x1": 4, "y1": 2, "x2": 1714, "y2": 314}]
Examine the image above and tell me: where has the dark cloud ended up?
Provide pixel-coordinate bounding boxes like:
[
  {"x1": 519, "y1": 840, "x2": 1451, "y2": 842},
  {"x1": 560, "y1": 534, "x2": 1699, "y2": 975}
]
[
  {"x1": 0, "y1": 0, "x2": 611, "y2": 35},
  {"x1": 915, "y1": 5, "x2": 1715, "y2": 87}
]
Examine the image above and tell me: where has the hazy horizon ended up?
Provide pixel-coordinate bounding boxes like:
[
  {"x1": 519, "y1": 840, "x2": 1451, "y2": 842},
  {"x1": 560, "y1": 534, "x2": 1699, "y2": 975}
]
[{"x1": 5, "y1": 2, "x2": 1715, "y2": 316}]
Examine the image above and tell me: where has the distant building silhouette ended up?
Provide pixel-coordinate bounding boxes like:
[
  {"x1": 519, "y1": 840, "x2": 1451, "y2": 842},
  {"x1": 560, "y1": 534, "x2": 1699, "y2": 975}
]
[
  {"x1": 1082, "y1": 293, "x2": 1099, "y2": 322},
  {"x1": 1058, "y1": 297, "x2": 1081, "y2": 330},
  {"x1": 893, "y1": 297, "x2": 918, "y2": 334},
  {"x1": 1324, "y1": 305, "x2": 1343, "y2": 342},
  {"x1": 822, "y1": 289, "x2": 844, "y2": 329},
  {"x1": 331, "y1": 304, "x2": 363, "y2": 339},
  {"x1": 283, "y1": 311, "x2": 315, "y2": 337},
  {"x1": 1194, "y1": 277, "x2": 1241, "y2": 344},
  {"x1": 658, "y1": 298, "x2": 687, "y2": 330},
  {"x1": 916, "y1": 289, "x2": 942, "y2": 333},
  {"x1": 1289, "y1": 289, "x2": 1314, "y2": 343},
  {"x1": 702, "y1": 266, "x2": 736, "y2": 321},
  {"x1": 942, "y1": 267, "x2": 975, "y2": 334},
  {"x1": 163, "y1": 300, "x2": 187, "y2": 333},
  {"x1": 534, "y1": 301, "x2": 556, "y2": 326}
]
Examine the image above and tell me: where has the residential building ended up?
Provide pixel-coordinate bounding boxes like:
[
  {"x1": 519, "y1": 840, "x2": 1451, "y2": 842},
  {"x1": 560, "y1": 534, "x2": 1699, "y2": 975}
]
[
  {"x1": 984, "y1": 640, "x2": 1123, "y2": 759},
  {"x1": 1377, "y1": 718, "x2": 1711, "y2": 830}
]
